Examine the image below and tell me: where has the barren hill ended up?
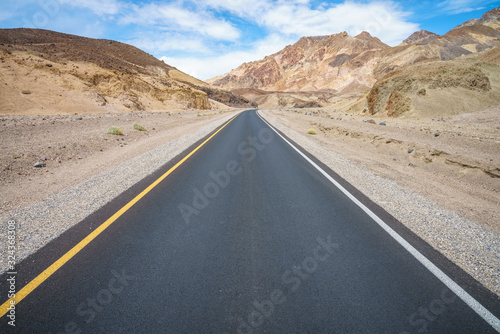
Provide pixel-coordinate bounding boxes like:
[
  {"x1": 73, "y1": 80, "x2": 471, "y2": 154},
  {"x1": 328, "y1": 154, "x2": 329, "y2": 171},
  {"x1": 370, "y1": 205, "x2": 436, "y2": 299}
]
[
  {"x1": 209, "y1": 7, "x2": 500, "y2": 115},
  {"x1": 0, "y1": 28, "x2": 251, "y2": 115},
  {"x1": 367, "y1": 49, "x2": 500, "y2": 117},
  {"x1": 367, "y1": 8, "x2": 500, "y2": 117},
  {"x1": 401, "y1": 30, "x2": 439, "y2": 45},
  {"x1": 452, "y1": 7, "x2": 500, "y2": 30},
  {"x1": 208, "y1": 31, "x2": 389, "y2": 94}
]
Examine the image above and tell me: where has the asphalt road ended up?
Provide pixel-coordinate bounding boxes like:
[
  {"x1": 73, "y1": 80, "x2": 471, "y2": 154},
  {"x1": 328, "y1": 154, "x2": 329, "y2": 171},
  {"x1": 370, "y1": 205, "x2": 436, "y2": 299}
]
[{"x1": 1, "y1": 109, "x2": 499, "y2": 333}]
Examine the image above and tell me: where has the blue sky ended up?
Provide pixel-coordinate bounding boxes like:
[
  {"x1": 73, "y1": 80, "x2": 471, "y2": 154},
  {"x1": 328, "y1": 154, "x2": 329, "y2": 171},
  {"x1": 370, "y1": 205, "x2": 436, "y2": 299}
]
[{"x1": 1, "y1": 0, "x2": 499, "y2": 80}]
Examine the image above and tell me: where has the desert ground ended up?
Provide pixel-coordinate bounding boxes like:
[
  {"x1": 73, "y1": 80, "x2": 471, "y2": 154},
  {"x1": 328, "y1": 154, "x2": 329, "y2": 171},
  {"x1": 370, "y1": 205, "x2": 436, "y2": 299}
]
[{"x1": 0, "y1": 109, "x2": 239, "y2": 216}]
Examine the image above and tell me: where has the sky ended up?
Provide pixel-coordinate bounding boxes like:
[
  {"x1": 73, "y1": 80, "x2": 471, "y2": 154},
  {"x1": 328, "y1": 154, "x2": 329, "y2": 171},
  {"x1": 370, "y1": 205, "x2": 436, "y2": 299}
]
[{"x1": 1, "y1": 0, "x2": 499, "y2": 80}]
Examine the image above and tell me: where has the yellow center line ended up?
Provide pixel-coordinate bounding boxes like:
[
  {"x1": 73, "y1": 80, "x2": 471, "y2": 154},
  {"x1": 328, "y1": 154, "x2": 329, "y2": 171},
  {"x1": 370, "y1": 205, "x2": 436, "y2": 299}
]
[{"x1": 1, "y1": 113, "x2": 240, "y2": 318}]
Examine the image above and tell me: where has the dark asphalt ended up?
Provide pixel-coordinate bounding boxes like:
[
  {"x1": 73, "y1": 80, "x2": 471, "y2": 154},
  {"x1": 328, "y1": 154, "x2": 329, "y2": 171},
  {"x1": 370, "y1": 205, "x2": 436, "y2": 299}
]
[{"x1": 1, "y1": 109, "x2": 499, "y2": 333}]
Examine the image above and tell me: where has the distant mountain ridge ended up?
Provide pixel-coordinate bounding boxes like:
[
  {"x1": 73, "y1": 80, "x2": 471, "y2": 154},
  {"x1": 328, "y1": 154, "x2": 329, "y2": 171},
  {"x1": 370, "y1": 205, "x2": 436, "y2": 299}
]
[
  {"x1": 402, "y1": 30, "x2": 439, "y2": 45},
  {"x1": 208, "y1": 7, "x2": 500, "y2": 101},
  {"x1": 452, "y1": 7, "x2": 500, "y2": 30},
  {"x1": 208, "y1": 31, "x2": 389, "y2": 94}
]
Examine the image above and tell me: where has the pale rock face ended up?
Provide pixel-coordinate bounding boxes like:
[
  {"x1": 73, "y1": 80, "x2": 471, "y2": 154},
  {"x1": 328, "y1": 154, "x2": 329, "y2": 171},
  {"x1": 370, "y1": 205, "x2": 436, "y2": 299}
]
[{"x1": 208, "y1": 31, "x2": 389, "y2": 94}]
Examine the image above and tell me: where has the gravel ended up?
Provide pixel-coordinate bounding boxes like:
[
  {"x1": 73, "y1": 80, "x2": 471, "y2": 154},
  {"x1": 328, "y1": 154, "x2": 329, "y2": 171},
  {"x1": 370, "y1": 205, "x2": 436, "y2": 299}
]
[
  {"x1": 0, "y1": 113, "x2": 238, "y2": 274},
  {"x1": 260, "y1": 111, "x2": 500, "y2": 296}
]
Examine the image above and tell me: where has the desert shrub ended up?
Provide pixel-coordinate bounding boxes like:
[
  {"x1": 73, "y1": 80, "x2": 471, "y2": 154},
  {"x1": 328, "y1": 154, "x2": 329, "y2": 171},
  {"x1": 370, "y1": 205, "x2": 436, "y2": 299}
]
[
  {"x1": 133, "y1": 123, "x2": 146, "y2": 131},
  {"x1": 307, "y1": 128, "x2": 317, "y2": 135},
  {"x1": 107, "y1": 126, "x2": 123, "y2": 135}
]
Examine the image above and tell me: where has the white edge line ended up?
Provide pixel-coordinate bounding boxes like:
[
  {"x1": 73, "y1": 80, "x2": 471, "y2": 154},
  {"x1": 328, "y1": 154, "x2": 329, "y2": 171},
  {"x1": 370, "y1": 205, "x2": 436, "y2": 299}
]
[{"x1": 257, "y1": 111, "x2": 500, "y2": 332}]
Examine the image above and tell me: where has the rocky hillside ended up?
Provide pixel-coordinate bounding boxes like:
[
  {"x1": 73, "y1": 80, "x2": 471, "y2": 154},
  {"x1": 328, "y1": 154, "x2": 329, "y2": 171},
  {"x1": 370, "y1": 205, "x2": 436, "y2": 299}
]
[
  {"x1": 379, "y1": 8, "x2": 500, "y2": 75},
  {"x1": 401, "y1": 30, "x2": 439, "y2": 45},
  {"x1": 452, "y1": 7, "x2": 500, "y2": 30},
  {"x1": 0, "y1": 28, "x2": 251, "y2": 115},
  {"x1": 367, "y1": 8, "x2": 500, "y2": 117},
  {"x1": 209, "y1": 7, "x2": 500, "y2": 114},
  {"x1": 208, "y1": 31, "x2": 389, "y2": 94},
  {"x1": 367, "y1": 49, "x2": 500, "y2": 117}
]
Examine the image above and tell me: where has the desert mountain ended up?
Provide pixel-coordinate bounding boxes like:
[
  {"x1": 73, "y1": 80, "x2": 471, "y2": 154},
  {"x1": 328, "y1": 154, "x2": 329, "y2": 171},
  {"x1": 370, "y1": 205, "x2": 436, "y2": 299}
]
[
  {"x1": 0, "y1": 28, "x2": 251, "y2": 115},
  {"x1": 452, "y1": 7, "x2": 500, "y2": 30},
  {"x1": 401, "y1": 30, "x2": 439, "y2": 45},
  {"x1": 208, "y1": 31, "x2": 389, "y2": 94},
  {"x1": 368, "y1": 8, "x2": 500, "y2": 117},
  {"x1": 209, "y1": 7, "x2": 500, "y2": 115},
  {"x1": 367, "y1": 46, "x2": 500, "y2": 117}
]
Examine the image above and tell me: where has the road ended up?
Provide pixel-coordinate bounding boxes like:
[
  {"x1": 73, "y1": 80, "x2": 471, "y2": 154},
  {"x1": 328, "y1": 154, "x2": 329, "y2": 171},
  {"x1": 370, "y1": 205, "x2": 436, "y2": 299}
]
[{"x1": 1, "y1": 109, "x2": 499, "y2": 333}]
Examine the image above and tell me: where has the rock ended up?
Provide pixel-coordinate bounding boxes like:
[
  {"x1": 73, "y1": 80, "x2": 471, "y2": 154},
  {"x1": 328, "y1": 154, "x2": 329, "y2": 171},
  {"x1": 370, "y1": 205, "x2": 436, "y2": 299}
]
[
  {"x1": 40, "y1": 156, "x2": 47, "y2": 161},
  {"x1": 56, "y1": 156, "x2": 61, "y2": 163},
  {"x1": 330, "y1": 116, "x2": 334, "y2": 119},
  {"x1": 34, "y1": 162, "x2": 46, "y2": 168},
  {"x1": 22, "y1": 90, "x2": 32, "y2": 95},
  {"x1": 45, "y1": 63, "x2": 53, "y2": 67},
  {"x1": 75, "y1": 116, "x2": 83, "y2": 120},
  {"x1": 379, "y1": 122, "x2": 387, "y2": 126},
  {"x1": 435, "y1": 133, "x2": 440, "y2": 137},
  {"x1": 363, "y1": 119, "x2": 376, "y2": 124},
  {"x1": 408, "y1": 149, "x2": 415, "y2": 154}
]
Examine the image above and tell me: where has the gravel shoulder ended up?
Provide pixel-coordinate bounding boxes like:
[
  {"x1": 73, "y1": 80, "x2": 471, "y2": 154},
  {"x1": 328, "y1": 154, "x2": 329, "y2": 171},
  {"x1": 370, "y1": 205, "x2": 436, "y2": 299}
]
[
  {"x1": 259, "y1": 108, "x2": 499, "y2": 296},
  {"x1": 0, "y1": 110, "x2": 241, "y2": 274}
]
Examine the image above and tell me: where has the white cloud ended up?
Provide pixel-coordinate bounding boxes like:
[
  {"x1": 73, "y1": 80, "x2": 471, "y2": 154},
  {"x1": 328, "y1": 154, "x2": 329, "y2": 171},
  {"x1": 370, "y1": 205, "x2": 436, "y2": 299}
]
[
  {"x1": 195, "y1": 0, "x2": 272, "y2": 17},
  {"x1": 160, "y1": 34, "x2": 295, "y2": 80},
  {"x1": 120, "y1": 3, "x2": 240, "y2": 41},
  {"x1": 59, "y1": 0, "x2": 122, "y2": 15},
  {"x1": 262, "y1": 1, "x2": 418, "y2": 46},
  {"x1": 437, "y1": 0, "x2": 499, "y2": 14},
  {"x1": 128, "y1": 33, "x2": 209, "y2": 54},
  {"x1": 196, "y1": 0, "x2": 418, "y2": 46}
]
